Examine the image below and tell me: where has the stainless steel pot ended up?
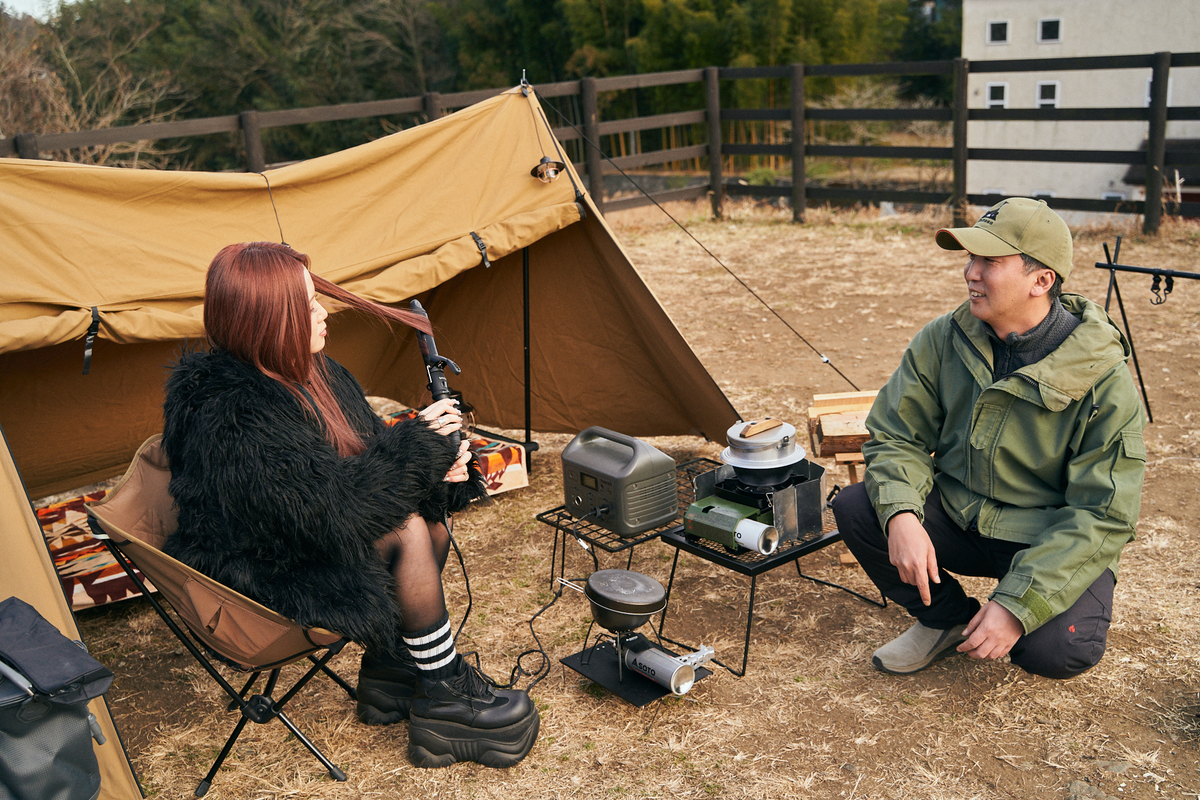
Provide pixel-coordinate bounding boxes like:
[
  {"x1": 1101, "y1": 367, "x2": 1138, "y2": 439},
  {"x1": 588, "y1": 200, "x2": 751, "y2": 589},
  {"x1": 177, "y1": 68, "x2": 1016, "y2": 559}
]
[{"x1": 721, "y1": 418, "x2": 806, "y2": 486}]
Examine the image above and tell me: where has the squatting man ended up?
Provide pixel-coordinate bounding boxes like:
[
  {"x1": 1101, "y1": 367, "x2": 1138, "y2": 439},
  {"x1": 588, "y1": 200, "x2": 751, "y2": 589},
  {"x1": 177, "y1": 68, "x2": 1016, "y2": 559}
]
[{"x1": 832, "y1": 198, "x2": 1147, "y2": 679}]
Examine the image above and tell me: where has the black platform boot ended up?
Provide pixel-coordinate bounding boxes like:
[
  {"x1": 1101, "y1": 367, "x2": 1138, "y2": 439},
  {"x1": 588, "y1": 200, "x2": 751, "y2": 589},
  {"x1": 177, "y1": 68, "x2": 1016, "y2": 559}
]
[
  {"x1": 408, "y1": 658, "x2": 540, "y2": 768},
  {"x1": 356, "y1": 648, "x2": 422, "y2": 725}
]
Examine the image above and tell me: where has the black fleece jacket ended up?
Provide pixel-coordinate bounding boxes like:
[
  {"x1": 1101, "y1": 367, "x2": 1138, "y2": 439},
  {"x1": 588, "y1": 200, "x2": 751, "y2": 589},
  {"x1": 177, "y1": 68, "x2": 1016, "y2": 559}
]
[{"x1": 161, "y1": 349, "x2": 486, "y2": 650}]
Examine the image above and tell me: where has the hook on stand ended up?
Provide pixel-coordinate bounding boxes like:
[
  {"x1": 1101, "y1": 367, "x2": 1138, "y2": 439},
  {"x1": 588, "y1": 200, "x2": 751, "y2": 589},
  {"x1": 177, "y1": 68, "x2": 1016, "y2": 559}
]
[
  {"x1": 1096, "y1": 239, "x2": 1200, "y2": 424},
  {"x1": 1150, "y1": 273, "x2": 1174, "y2": 305}
]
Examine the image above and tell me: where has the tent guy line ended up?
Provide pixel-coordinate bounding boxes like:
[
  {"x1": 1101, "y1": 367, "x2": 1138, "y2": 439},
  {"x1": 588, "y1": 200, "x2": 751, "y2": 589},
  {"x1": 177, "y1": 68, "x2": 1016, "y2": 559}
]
[
  {"x1": 540, "y1": 92, "x2": 860, "y2": 392},
  {"x1": 259, "y1": 172, "x2": 287, "y2": 245}
]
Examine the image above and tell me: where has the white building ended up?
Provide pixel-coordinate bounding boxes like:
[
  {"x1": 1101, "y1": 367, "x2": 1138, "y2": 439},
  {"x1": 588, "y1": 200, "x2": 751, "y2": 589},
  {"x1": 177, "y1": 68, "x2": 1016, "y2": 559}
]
[{"x1": 962, "y1": 0, "x2": 1200, "y2": 216}]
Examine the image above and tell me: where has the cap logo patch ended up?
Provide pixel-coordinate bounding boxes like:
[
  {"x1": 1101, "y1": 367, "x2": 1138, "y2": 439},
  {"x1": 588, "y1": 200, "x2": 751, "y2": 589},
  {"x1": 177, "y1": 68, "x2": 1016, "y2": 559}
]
[{"x1": 978, "y1": 203, "x2": 1005, "y2": 225}]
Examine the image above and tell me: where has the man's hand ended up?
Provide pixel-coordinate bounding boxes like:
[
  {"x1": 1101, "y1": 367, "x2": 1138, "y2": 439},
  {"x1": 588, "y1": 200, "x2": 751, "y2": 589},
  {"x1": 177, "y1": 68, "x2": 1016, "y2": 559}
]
[
  {"x1": 958, "y1": 601, "x2": 1023, "y2": 660},
  {"x1": 887, "y1": 512, "x2": 940, "y2": 605}
]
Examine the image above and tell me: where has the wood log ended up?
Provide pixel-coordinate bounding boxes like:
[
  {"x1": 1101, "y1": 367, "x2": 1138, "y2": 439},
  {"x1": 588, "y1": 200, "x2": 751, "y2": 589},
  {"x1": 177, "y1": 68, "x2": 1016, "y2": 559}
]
[
  {"x1": 806, "y1": 390, "x2": 877, "y2": 457},
  {"x1": 816, "y1": 411, "x2": 870, "y2": 455}
]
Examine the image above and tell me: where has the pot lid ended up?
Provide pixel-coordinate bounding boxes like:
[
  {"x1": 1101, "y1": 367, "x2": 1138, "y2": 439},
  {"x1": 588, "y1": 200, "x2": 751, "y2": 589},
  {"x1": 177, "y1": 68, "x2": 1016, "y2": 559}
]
[
  {"x1": 585, "y1": 569, "x2": 666, "y2": 613},
  {"x1": 721, "y1": 417, "x2": 806, "y2": 471}
]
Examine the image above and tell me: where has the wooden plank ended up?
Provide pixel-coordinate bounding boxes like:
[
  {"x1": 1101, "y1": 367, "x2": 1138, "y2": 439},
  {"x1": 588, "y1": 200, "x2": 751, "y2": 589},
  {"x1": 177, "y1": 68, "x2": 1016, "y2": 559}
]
[
  {"x1": 606, "y1": 144, "x2": 708, "y2": 171},
  {"x1": 812, "y1": 390, "x2": 877, "y2": 411},
  {"x1": 601, "y1": 185, "x2": 707, "y2": 213},
  {"x1": 597, "y1": 110, "x2": 706, "y2": 136},
  {"x1": 820, "y1": 410, "x2": 868, "y2": 439},
  {"x1": 739, "y1": 418, "x2": 783, "y2": 437},
  {"x1": 718, "y1": 65, "x2": 791, "y2": 80},
  {"x1": 594, "y1": 69, "x2": 705, "y2": 93}
]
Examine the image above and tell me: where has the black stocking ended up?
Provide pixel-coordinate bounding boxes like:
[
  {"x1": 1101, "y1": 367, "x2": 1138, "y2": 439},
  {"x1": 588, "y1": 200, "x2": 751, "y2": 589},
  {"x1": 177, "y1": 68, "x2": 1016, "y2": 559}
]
[{"x1": 376, "y1": 516, "x2": 452, "y2": 632}]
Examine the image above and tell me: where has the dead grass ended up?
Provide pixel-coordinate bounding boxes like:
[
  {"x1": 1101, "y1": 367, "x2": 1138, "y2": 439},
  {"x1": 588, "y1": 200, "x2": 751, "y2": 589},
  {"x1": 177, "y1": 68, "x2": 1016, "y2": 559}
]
[{"x1": 77, "y1": 201, "x2": 1200, "y2": 799}]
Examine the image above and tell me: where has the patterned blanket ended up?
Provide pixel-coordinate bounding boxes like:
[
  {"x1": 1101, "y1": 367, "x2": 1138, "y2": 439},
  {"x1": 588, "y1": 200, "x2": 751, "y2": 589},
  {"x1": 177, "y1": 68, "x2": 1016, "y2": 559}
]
[{"x1": 36, "y1": 492, "x2": 154, "y2": 610}]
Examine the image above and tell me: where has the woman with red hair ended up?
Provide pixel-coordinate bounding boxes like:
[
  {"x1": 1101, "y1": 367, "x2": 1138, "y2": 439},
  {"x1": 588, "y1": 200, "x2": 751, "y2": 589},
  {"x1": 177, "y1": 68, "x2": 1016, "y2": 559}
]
[{"x1": 161, "y1": 242, "x2": 538, "y2": 769}]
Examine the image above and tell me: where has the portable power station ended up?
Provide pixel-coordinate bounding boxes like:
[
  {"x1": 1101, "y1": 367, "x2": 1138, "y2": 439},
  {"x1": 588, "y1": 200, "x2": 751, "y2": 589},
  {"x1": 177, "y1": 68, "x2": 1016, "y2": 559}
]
[{"x1": 561, "y1": 427, "x2": 678, "y2": 537}]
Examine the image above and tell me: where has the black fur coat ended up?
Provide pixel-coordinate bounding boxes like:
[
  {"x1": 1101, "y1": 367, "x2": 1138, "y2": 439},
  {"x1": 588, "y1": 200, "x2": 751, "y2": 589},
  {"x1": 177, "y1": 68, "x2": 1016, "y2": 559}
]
[{"x1": 161, "y1": 349, "x2": 486, "y2": 650}]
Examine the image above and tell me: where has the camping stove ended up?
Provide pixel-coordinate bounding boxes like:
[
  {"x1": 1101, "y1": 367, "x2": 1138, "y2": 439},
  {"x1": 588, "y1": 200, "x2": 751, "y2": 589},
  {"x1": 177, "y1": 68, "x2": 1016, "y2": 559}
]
[
  {"x1": 558, "y1": 571, "x2": 714, "y2": 705},
  {"x1": 683, "y1": 418, "x2": 826, "y2": 554}
]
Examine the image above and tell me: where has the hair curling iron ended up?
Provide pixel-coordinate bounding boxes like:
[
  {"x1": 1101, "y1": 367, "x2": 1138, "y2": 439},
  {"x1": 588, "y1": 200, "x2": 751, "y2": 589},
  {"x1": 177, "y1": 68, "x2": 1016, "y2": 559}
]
[{"x1": 408, "y1": 299, "x2": 462, "y2": 449}]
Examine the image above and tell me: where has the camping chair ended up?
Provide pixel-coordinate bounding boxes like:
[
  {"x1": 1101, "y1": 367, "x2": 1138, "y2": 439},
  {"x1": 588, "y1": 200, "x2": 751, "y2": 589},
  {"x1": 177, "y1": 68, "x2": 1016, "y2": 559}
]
[{"x1": 85, "y1": 435, "x2": 358, "y2": 797}]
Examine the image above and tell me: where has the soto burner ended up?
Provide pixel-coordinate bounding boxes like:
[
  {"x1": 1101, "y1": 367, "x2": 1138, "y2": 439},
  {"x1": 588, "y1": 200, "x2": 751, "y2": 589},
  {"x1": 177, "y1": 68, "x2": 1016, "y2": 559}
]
[{"x1": 685, "y1": 417, "x2": 826, "y2": 555}]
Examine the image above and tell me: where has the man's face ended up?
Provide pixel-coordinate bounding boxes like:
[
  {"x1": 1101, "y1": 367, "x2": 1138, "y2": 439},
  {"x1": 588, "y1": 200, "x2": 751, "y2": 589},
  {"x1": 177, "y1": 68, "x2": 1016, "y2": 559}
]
[{"x1": 963, "y1": 252, "x2": 1046, "y2": 338}]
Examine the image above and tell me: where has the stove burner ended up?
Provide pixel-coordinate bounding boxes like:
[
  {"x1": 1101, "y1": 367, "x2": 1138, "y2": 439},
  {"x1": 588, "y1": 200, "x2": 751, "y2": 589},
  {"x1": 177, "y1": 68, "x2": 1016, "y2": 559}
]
[{"x1": 713, "y1": 469, "x2": 812, "y2": 509}]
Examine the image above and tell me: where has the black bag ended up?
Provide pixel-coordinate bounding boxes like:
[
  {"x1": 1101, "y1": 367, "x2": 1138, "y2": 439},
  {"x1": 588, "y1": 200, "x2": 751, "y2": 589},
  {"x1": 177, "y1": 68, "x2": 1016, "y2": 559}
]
[{"x1": 0, "y1": 597, "x2": 114, "y2": 800}]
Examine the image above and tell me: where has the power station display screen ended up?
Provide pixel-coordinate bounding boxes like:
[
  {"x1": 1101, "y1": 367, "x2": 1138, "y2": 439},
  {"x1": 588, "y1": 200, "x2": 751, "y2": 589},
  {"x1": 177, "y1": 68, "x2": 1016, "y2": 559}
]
[{"x1": 580, "y1": 472, "x2": 598, "y2": 490}]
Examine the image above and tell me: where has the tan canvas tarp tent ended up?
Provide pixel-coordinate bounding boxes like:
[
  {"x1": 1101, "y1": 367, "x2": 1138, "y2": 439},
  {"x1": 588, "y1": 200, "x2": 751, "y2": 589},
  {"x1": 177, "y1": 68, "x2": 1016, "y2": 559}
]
[
  {"x1": 1, "y1": 87, "x2": 738, "y2": 499},
  {"x1": 1, "y1": 429, "x2": 143, "y2": 799},
  {"x1": 1, "y1": 87, "x2": 737, "y2": 797}
]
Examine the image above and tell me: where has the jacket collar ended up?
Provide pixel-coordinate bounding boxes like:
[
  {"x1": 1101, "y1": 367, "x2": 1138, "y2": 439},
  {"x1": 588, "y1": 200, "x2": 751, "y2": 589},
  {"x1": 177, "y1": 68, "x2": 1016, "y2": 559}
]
[{"x1": 951, "y1": 294, "x2": 1130, "y2": 411}]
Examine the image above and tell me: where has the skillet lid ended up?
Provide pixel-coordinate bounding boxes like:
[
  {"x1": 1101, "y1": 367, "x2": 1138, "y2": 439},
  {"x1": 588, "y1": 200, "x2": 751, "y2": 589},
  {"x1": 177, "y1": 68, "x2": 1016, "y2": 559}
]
[{"x1": 584, "y1": 569, "x2": 666, "y2": 613}]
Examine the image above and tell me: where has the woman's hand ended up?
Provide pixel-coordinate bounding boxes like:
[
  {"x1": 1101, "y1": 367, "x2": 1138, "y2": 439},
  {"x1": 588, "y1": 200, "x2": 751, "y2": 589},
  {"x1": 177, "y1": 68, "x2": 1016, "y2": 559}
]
[
  {"x1": 418, "y1": 398, "x2": 463, "y2": 437},
  {"x1": 444, "y1": 440, "x2": 472, "y2": 483}
]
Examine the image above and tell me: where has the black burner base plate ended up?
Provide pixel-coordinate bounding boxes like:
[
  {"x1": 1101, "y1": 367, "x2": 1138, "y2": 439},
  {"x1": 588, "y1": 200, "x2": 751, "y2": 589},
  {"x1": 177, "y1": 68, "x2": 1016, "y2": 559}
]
[{"x1": 560, "y1": 633, "x2": 712, "y2": 707}]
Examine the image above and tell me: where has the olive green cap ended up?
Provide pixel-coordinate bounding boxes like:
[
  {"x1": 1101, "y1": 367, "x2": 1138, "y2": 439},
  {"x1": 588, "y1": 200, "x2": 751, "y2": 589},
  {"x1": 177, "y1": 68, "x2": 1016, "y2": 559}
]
[{"x1": 935, "y1": 197, "x2": 1073, "y2": 280}]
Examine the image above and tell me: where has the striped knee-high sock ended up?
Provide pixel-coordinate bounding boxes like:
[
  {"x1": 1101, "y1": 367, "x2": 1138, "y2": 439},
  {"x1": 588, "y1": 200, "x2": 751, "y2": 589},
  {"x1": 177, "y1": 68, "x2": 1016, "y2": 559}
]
[{"x1": 402, "y1": 615, "x2": 459, "y2": 681}]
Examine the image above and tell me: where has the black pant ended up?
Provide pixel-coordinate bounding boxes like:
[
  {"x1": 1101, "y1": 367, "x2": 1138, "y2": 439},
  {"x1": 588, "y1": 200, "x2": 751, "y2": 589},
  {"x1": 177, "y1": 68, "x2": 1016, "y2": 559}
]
[{"x1": 832, "y1": 482, "x2": 1114, "y2": 679}]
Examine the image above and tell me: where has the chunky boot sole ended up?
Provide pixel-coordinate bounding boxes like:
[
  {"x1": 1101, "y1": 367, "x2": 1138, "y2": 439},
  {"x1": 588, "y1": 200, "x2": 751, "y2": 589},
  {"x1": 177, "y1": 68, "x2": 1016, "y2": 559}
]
[
  {"x1": 356, "y1": 677, "x2": 416, "y2": 725},
  {"x1": 408, "y1": 709, "x2": 539, "y2": 768}
]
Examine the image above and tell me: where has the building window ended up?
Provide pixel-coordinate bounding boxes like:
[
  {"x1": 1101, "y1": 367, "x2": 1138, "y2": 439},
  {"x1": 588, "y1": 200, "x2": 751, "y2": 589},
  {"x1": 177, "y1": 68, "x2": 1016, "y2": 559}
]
[
  {"x1": 1145, "y1": 77, "x2": 1174, "y2": 107},
  {"x1": 1038, "y1": 18, "x2": 1062, "y2": 43},
  {"x1": 1031, "y1": 190, "x2": 1056, "y2": 199},
  {"x1": 987, "y1": 20, "x2": 1009, "y2": 45},
  {"x1": 983, "y1": 189, "x2": 1005, "y2": 198},
  {"x1": 986, "y1": 82, "x2": 1009, "y2": 109},
  {"x1": 1036, "y1": 81, "x2": 1060, "y2": 109}
]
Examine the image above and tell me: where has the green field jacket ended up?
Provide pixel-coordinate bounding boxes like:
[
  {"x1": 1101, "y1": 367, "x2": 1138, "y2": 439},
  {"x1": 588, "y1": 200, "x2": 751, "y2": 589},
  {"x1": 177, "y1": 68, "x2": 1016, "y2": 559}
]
[{"x1": 862, "y1": 294, "x2": 1147, "y2": 634}]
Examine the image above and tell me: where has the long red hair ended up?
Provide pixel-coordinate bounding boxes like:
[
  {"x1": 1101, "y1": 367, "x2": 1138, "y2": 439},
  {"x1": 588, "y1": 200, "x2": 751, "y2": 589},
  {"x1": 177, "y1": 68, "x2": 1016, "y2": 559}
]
[{"x1": 203, "y1": 242, "x2": 432, "y2": 456}]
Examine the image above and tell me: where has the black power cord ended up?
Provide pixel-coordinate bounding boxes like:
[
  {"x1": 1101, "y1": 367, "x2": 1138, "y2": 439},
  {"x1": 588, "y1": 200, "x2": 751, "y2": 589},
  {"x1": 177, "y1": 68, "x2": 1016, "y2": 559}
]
[{"x1": 447, "y1": 506, "x2": 609, "y2": 693}]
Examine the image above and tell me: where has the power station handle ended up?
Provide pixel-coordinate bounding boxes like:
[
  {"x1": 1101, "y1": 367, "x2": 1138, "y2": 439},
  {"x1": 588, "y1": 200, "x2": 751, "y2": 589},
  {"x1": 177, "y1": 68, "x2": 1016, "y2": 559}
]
[
  {"x1": 409, "y1": 299, "x2": 462, "y2": 449},
  {"x1": 575, "y1": 426, "x2": 641, "y2": 461}
]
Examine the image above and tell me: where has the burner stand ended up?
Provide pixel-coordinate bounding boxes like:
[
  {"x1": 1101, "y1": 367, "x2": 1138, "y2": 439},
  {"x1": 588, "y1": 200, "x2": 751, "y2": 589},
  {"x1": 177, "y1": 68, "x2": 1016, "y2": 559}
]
[{"x1": 560, "y1": 627, "x2": 711, "y2": 707}]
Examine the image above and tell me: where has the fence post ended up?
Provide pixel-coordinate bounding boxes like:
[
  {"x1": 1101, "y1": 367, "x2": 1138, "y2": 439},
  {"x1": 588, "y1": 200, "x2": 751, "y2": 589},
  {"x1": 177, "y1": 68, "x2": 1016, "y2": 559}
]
[
  {"x1": 581, "y1": 77, "x2": 604, "y2": 215},
  {"x1": 705, "y1": 66, "x2": 723, "y2": 220},
  {"x1": 790, "y1": 63, "x2": 806, "y2": 223},
  {"x1": 424, "y1": 92, "x2": 442, "y2": 122},
  {"x1": 1143, "y1": 51, "x2": 1171, "y2": 235},
  {"x1": 13, "y1": 133, "x2": 40, "y2": 159},
  {"x1": 952, "y1": 58, "x2": 969, "y2": 226},
  {"x1": 239, "y1": 111, "x2": 265, "y2": 173}
]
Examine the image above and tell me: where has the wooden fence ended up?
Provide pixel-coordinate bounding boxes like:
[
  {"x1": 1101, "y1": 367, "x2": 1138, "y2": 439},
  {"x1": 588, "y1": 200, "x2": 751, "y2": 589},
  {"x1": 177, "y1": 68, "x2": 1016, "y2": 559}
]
[{"x1": 4, "y1": 52, "x2": 1198, "y2": 233}]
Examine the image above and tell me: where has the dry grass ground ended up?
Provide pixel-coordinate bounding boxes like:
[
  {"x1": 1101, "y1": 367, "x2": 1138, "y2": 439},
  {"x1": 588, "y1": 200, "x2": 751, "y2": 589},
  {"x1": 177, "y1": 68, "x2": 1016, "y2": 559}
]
[{"x1": 76, "y1": 201, "x2": 1200, "y2": 799}]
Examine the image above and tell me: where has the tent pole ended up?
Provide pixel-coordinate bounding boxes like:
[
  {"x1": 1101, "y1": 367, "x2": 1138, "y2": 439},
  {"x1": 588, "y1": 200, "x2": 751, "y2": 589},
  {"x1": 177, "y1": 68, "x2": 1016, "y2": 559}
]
[{"x1": 524, "y1": 246, "x2": 534, "y2": 474}]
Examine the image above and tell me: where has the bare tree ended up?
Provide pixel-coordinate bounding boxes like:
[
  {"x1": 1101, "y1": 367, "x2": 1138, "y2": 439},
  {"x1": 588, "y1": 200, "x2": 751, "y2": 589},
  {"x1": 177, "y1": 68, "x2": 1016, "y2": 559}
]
[{"x1": 1, "y1": 7, "x2": 181, "y2": 166}]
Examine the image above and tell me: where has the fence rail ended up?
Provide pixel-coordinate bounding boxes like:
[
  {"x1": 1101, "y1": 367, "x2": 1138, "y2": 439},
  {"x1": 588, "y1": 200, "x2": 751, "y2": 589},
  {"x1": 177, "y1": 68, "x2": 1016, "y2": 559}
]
[{"x1": 4, "y1": 52, "x2": 1198, "y2": 232}]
